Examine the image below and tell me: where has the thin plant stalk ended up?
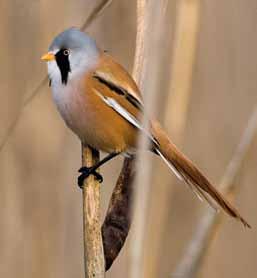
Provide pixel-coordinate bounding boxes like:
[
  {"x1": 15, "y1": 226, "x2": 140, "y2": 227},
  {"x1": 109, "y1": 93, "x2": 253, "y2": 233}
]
[
  {"x1": 165, "y1": 0, "x2": 200, "y2": 139},
  {"x1": 129, "y1": 1, "x2": 171, "y2": 277},
  {"x1": 174, "y1": 105, "x2": 257, "y2": 278},
  {"x1": 82, "y1": 146, "x2": 105, "y2": 278},
  {"x1": 128, "y1": 1, "x2": 148, "y2": 277}
]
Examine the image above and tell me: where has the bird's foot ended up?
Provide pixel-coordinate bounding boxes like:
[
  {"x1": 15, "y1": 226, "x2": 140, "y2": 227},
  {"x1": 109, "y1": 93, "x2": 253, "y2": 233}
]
[{"x1": 77, "y1": 166, "x2": 103, "y2": 188}]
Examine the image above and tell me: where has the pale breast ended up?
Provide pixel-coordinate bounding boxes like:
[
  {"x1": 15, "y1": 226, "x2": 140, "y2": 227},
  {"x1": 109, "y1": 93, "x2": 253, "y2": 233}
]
[{"x1": 51, "y1": 78, "x2": 89, "y2": 140}]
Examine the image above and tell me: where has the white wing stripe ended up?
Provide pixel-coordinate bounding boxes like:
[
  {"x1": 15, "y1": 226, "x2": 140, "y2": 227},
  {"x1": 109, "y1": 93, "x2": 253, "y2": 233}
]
[{"x1": 94, "y1": 89, "x2": 155, "y2": 143}]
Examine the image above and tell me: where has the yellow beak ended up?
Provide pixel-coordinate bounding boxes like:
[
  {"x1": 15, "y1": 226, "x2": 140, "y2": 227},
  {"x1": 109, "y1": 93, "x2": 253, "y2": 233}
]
[{"x1": 41, "y1": 52, "x2": 55, "y2": 62}]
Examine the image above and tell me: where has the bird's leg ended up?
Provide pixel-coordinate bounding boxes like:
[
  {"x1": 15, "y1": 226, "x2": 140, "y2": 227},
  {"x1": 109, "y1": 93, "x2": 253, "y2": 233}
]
[{"x1": 78, "y1": 152, "x2": 120, "y2": 188}]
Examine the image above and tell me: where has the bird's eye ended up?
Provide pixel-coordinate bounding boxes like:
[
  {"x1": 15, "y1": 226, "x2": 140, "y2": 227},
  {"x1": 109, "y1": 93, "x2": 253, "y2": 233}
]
[{"x1": 63, "y1": 49, "x2": 70, "y2": 56}]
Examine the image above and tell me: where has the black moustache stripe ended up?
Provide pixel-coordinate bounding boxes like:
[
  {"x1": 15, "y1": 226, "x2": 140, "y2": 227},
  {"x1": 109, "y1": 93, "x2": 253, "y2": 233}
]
[{"x1": 55, "y1": 49, "x2": 71, "y2": 85}]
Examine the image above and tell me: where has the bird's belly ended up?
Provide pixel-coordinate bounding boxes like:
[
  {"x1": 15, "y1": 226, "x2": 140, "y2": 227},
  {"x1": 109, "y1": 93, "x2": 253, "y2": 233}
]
[{"x1": 52, "y1": 83, "x2": 138, "y2": 153}]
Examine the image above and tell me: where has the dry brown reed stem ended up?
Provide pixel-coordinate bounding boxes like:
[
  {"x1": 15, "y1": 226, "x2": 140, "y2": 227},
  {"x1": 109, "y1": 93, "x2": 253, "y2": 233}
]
[
  {"x1": 82, "y1": 146, "x2": 105, "y2": 278},
  {"x1": 174, "y1": 106, "x2": 257, "y2": 278},
  {"x1": 0, "y1": 0, "x2": 113, "y2": 153},
  {"x1": 133, "y1": 0, "x2": 147, "y2": 87},
  {"x1": 165, "y1": 0, "x2": 200, "y2": 138}
]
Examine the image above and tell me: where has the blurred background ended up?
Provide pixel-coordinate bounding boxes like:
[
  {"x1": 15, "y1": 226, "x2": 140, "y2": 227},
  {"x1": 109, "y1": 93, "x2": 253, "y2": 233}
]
[{"x1": 0, "y1": 0, "x2": 257, "y2": 277}]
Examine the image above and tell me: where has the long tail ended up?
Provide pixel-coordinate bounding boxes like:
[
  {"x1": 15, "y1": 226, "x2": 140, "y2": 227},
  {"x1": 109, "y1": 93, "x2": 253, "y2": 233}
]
[{"x1": 151, "y1": 120, "x2": 251, "y2": 228}]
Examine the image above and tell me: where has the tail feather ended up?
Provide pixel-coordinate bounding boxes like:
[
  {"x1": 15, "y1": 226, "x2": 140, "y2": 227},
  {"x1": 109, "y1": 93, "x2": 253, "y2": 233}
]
[
  {"x1": 151, "y1": 121, "x2": 251, "y2": 228},
  {"x1": 156, "y1": 148, "x2": 219, "y2": 211}
]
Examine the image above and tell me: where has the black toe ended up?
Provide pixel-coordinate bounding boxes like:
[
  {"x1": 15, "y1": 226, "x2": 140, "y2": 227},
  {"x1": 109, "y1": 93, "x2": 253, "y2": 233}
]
[
  {"x1": 77, "y1": 166, "x2": 103, "y2": 188},
  {"x1": 78, "y1": 173, "x2": 86, "y2": 188},
  {"x1": 94, "y1": 172, "x2": 103, "y2": 183},
  {"x1": 78, "y1": 166, "x2": 89, "y2": 173}
]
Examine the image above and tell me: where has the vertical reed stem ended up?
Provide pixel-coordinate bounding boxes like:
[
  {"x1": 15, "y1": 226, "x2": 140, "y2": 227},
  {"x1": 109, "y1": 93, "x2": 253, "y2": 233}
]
[{"x1": 82, "y1": 145, "x2": 105, "y2": 278}]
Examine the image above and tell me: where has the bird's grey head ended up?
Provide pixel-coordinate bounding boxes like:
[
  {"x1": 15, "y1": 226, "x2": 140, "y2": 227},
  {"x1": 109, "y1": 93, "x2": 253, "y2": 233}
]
[{"x1": 45, "y1": 27, "x2": 100, "y2": 85}]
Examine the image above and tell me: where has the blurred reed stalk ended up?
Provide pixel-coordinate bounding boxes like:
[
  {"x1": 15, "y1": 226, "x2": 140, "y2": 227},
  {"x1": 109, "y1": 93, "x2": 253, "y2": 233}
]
[
  {"x1": 148, "y1": 0, "x2": 201, "y2": 276},
  {"x1": 128, "y1": 1, "x2": 149, "y2": 277},
  {"x1": 174, "y1": 105, "x2": 257, "y2": 278},
  {"x1": 165, "y1": 0, "x2": 200, "y2": 140},
  {"x1": 0, "y1": 0, "x2": 113, "y2": 153},
  {"x1": 129, "y1": 1, "x2": 173, "y2": 278},
  {"x1": 81, "y1": 146, "x2": 105, "y2": 278}
]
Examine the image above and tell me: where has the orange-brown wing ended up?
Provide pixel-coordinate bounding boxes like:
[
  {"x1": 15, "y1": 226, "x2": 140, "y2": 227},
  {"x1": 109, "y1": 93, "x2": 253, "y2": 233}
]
[
  {"x1": 86, "y1": 52, "x2": 157, "y2": 146},
  {"x1": 93, "y1": 53, "x2": 144, "y2": 113}
]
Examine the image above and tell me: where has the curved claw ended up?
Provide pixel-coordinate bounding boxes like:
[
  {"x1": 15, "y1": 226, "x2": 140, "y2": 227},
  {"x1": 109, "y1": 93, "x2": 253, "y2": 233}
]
[{"x1": 77, "y1": 166, "x2": 103, "y2": 188}]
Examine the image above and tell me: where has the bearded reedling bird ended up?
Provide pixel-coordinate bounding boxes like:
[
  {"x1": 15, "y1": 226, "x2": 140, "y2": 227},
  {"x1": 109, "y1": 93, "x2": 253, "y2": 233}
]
[{"x1": 41, "y1": 27, "x2": 250, "y2": 228}]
